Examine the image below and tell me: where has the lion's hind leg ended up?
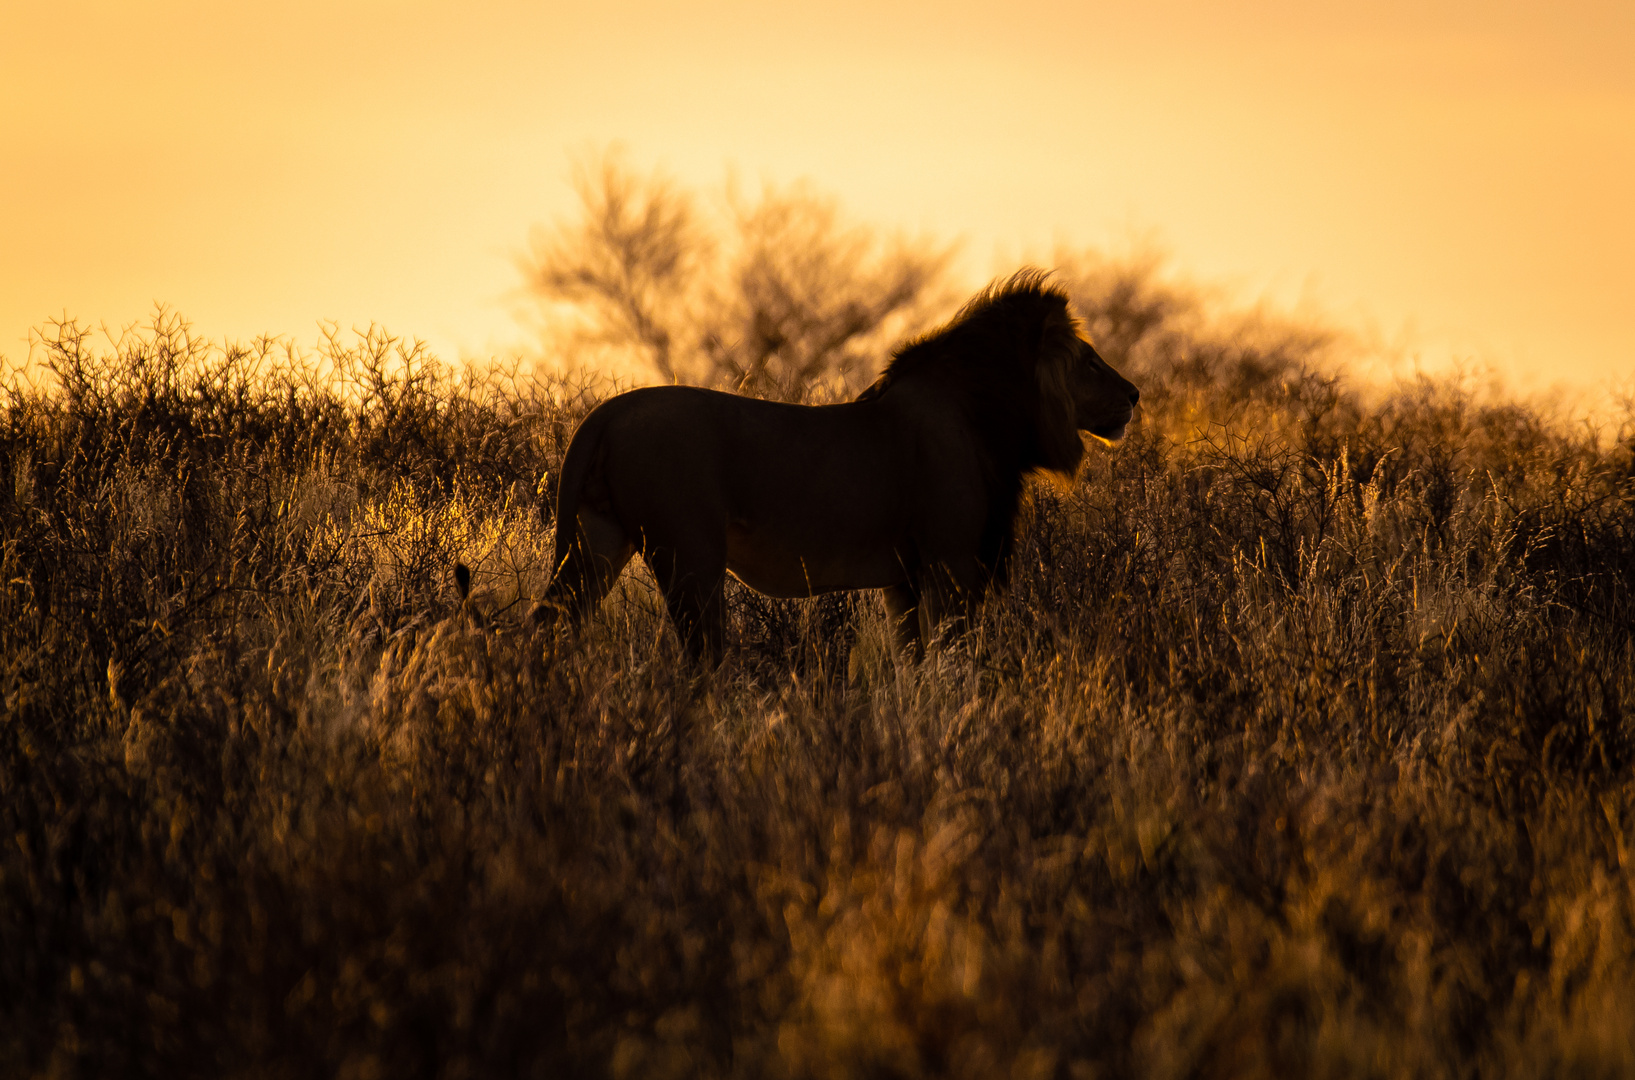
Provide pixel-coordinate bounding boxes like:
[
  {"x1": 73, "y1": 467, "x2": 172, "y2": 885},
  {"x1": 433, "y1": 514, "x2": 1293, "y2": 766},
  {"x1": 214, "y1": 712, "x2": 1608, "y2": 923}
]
[
  {"x1": 528, "y1": 506, "x2": 636, "y2": 638},
  {"x1": 643, "y1": 545, "x2": 728, "y2": 669}
]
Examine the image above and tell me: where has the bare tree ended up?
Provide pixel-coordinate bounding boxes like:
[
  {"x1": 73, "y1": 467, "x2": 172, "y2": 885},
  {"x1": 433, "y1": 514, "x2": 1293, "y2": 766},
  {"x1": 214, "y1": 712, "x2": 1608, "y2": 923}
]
[
  {"x1": 521, "y1": 150, "x2": 952, "y2": 401},
  {"x1": 702, "y1": 182, "x2": 949, "y2": 401},
  {"x1": 523, "y1": 153, "x2": 706, "y2": 384}
]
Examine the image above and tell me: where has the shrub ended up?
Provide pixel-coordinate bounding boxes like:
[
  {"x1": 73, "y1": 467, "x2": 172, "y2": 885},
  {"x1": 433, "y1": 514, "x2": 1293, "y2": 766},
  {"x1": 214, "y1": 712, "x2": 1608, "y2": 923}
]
[{"x1": 4, "y1": 257, "x2": 1635, "y2": 1077}]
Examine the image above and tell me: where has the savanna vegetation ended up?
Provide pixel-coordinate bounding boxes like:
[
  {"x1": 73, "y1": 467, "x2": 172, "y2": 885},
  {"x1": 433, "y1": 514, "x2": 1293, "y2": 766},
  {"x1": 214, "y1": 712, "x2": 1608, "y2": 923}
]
[{"x1": 5, "y1": 160, "x2": 1635, "y2": 1078}]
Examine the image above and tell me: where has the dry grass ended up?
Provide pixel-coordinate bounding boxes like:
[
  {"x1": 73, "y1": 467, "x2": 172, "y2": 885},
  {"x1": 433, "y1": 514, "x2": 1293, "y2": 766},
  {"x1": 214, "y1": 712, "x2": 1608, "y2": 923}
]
[{"x1": 4, "y1": 284, "x2": 1635, "y2": 1079}]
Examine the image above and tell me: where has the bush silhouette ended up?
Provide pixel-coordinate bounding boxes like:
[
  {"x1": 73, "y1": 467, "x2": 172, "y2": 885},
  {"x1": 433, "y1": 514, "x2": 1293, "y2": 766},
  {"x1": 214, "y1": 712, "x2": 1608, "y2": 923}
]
[{"x1": 4, "y1": 222, "x2": 1635, "y2": 1076}]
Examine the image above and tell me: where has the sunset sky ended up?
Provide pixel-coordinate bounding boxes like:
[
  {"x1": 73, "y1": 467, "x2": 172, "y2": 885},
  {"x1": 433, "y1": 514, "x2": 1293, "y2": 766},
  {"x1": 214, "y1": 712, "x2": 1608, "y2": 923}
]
[{"x1": 4, "y1": 1, "x2": 1632, "y2": 399}]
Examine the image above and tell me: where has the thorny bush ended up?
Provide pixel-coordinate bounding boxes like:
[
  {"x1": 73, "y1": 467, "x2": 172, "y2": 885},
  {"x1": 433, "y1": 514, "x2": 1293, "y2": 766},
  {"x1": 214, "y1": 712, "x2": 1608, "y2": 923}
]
[{"x1": 5, "y1": 265, "x2": 1635, "y2": 1077}]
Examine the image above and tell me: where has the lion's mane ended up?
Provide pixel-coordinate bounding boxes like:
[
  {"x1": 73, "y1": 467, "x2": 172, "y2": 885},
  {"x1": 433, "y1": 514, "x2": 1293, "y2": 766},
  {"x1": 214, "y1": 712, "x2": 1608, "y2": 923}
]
[{"x1": 857, "y1": 270, "x2": 1092, "y2": 582}]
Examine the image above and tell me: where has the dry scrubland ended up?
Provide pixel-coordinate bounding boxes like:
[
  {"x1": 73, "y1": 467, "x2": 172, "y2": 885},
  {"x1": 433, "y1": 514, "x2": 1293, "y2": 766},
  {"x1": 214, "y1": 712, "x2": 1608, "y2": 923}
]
[{"x1": 5, "y1": 261, "x2": 1635, "y2": 1079}]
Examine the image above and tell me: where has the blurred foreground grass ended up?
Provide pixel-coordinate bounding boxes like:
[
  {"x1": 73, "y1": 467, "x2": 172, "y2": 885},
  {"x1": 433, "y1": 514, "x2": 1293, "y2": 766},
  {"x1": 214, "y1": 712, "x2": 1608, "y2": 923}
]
[{"x1": 4, "y1": 269, "x2": 1635, "y2": 1078}]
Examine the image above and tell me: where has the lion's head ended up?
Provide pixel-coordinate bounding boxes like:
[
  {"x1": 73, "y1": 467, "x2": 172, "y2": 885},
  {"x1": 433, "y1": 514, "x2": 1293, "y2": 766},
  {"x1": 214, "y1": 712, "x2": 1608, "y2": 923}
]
[
  {"x1": 863, "y1": 270, "x2": 1140, "y2": 480},
  {"x1": 1031, "y1": 283, "x2": 1140, "y2": 474}
]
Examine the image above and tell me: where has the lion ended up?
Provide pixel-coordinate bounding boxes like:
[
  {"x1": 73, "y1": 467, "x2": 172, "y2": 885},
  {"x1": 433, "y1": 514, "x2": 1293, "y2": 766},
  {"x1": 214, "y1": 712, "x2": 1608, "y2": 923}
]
[{"x1": 528, "y1": 270, "x2": 1139, "y2": 665}]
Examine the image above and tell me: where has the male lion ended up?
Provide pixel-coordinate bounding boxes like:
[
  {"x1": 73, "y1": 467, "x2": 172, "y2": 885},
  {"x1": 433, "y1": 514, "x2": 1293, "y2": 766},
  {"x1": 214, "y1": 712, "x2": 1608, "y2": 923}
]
[{"x1": 529, "y1": 270, "x2": 1139, "y2": 665}]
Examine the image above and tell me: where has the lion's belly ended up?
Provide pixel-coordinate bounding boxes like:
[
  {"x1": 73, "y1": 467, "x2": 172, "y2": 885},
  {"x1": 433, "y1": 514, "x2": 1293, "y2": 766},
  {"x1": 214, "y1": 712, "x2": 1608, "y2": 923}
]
[{"x1": 724, "y1": 521, "x2": 904, "y2": 598}]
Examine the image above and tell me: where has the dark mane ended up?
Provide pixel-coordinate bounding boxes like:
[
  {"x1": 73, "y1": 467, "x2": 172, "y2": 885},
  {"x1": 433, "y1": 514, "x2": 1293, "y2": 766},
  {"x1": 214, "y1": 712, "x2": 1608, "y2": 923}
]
[
  {"x1": 858, "y1": 268, "x2": 1072, "y2": 397},
  {"x1": 855, "y1": 268, "x2": 1086, "y2": 582}
]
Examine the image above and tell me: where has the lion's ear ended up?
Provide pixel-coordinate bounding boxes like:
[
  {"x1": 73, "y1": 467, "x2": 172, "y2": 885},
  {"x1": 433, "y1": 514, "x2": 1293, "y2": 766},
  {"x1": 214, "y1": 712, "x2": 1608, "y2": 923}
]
[{"x1": 1034, "y1": 309, "x2": 1086, "y2": 476}]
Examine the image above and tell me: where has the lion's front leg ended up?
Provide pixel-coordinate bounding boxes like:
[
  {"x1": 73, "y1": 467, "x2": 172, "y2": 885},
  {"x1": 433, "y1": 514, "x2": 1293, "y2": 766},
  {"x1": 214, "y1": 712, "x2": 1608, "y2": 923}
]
[
  {"x1": 883, "y1": 582, "x2": 923, "y2": 662},
  {"x1": 915, "y1": 561, "x2": 985, "y2": 649}
]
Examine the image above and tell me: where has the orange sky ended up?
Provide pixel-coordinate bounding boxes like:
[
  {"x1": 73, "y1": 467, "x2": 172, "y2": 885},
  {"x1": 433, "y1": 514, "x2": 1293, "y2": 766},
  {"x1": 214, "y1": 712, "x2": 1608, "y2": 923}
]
[{"x1": 4, "y1": 1, "x2": 1632, "y2": 400}]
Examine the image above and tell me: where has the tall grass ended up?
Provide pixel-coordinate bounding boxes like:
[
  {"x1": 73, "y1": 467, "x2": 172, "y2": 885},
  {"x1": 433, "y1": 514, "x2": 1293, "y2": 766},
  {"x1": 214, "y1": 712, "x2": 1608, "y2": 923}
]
[{"x1": 3, "y1": 276, "x2": 1634, "y2": 1078}]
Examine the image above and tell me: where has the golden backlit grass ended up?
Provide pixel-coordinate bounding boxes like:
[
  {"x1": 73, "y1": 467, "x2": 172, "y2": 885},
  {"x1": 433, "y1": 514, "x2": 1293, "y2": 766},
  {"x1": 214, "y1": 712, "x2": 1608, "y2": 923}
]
[{"x1": 4, "y1": 279, "x2": 1635, "y2": 1078}]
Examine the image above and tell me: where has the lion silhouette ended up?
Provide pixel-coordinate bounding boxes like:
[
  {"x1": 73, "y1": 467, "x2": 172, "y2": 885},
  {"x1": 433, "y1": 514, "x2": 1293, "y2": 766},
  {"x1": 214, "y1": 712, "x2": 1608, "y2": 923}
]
[{"x1": 529, "y1": 270, "x2": 1139, "y2": 664}]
